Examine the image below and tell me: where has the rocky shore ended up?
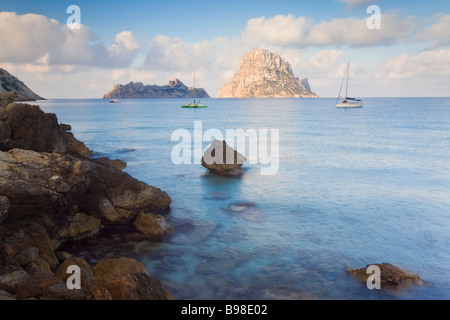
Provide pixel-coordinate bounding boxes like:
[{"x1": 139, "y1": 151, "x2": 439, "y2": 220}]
[{"x1": 0, "y1": 93, "x2": 173, "y2": 300}]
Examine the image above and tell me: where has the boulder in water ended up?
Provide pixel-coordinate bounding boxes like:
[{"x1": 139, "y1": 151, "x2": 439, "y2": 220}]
[{"x1": 201, "y1": 140, "x2": 246, "y2": 177}]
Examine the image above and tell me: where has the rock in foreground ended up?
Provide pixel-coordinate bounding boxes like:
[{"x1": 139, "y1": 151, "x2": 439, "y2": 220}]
[
  {"x1": 201, "y1": 140, "x2": 246, "y2": 177},
  {"x1": 217, "y1": 48, "x2": 317, "y2": 98},
  {"x1": 347, "y1": 263, "x2": 425, "y2": 291},
  {"x1": 0, "y1": 93, "x2": 173, "y2": 300}
]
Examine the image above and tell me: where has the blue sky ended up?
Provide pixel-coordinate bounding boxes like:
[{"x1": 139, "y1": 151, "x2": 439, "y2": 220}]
[{"x1": 1, "y1": 0, "x2": 450, "y2": 98}]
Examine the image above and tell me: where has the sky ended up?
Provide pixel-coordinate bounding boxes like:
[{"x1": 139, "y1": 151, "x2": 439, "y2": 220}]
[{"x1": 1, "y1": 0, "x2": 450, "y2": 98}]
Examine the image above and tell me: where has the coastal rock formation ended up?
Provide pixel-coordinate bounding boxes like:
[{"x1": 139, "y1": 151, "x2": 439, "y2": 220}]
[
  {"x1": 0, "y1": 148, "x2": 172, "y2": 231},
  {"x1": 0, "y1": 97, "x2": 92, "y2": 158},
  {"x1": 347, "y1": 263, "x2": 425, "y2": 291},
  {"x1": 0, "y1": 92, "x2": 173, "y2": 300},
  {"x1": 201, "y1": 140, "x2": 246, "y2": 177},
  {"x1": 217, "y1": 48, "x2": 317, "y2": 98},
  {"x1": 0, "y1": 68, "x2": 44, "y2": 101},
  {"x1": 103, "y1": 78, "x2": 210, "y2": 99},
  {"x1": 301, "y1": 78, "x2": 312, "y2": 92}
]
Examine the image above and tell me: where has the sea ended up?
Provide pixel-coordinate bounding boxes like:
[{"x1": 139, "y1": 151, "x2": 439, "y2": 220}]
[{"x1": 38, "y1": 97, "x2": 450, "y2": 300}]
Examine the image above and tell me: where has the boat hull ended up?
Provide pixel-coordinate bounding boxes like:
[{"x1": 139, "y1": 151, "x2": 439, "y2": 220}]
[
  {"x1": 181, "y1": 104, "x2": 207, "y2": 108},
  {"x1": 336, "y1": 101, "x2": 363, "y2": 108}
]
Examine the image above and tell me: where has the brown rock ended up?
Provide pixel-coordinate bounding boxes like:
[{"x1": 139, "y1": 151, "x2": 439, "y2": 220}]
[
  {"x1": 0, "y1": 289, "x2": 16, "y2": 300},
  {"x1": 0, "y1": 92, "x2": 17, "y2": 108},
  {"x1": 56, "y1": 251, "x2": 73, "y2": 262},
  {"x1": 0, "y1": 270, "x2": 30, "y2": 293},
  {"x1": 92, "y1": 257, "x2": 148, "y2": 282},
  {"x1": 0, "y1": 99, "x2": 91, "y2": 157},
  {"x1": 347, "y1": 263, "x2": 425, "y2": 291},
  {"x1": 133, "y1": 212, "x2": 173, "y2": 238},
  {"x1": 24, "y1": 257, "x2": 53, "y2": 276},
  {"x1": 0, "y1": 222, "x2": 58, "y2": 270},
  {"x1": 201, "y1": 140, "x2": 246, "y2": 177},
  {"x1": 59, "y1": 124, "x2": 72, "y2": 132},
  {"x1": 0, "y1": 148, "x2": 171, "y2": 230},
  {"x1": 92, "y1": 272, "x2": 171, "y2": 300},
  {"x1": 0, "y1": 243, "x2": 15, "y2": 259},
  {"x1": 1, "y1": 103, "x2": 67, "y2": 153},
  {"x1": 62, "y1": 131, "x2": 93, "y2": 158},
  {"x1": 15, "y1": 273, "x2": 64, "y2": 299},
  {"x1": 14, "y1": 247, "x2": 39, "y2": 266},
  {"x1": 54, "y1": 257, "x2": 97, "y2": 291},
  {"x1": 92, "y1": 157, "x2": 127, "y2": 170},
  {"x1": 55, "y1": 212, "x2": 102, "y2": 242},
  {"x1": 40, "y1": 283, "x2": 86, "y2": 300}
]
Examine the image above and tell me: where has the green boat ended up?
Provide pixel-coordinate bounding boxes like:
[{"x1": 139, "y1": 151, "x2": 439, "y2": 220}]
[
  {"x1": 181, "y1": 102, "x2": 208, "y2": 108},
  {"x1": 182, "y1": 71, "x2": 207, "y2": 108}
]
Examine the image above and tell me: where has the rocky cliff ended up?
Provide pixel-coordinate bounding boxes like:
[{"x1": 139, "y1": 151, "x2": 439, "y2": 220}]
[
  {"x1": 217, "y1": 49, "x2": 317, "y2": 98},
  {"x1": 0, "y1": 68, "x2": 44, "y2": 101},
  {"x1": 103, "y1": 78, "x2": 210, "y2": 99},
  {"x1": 0, "y1": 92, "x2": 173, "y2": 300}
]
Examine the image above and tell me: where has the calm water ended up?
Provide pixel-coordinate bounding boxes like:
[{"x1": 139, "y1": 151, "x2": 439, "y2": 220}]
[{"x1": 38, "y1": 98, "x2": 450, "y2": 300}]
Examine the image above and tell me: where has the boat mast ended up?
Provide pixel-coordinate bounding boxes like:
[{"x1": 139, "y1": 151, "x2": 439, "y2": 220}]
[
  {"x1": 194, "y1": 70, "x2": 196, "y2": 103},
  {"x1": 345, "y1": 62, "x2": 349, "y2": 99},
  {"x1": 336, "y1": 63, "x2": 348, "y2": 104}
]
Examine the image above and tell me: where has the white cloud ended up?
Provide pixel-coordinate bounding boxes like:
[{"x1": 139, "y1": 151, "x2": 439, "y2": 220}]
[
  {"x1": 241, "y1": 13, "x2": 414, "y2": 48},
  {"x1": 417, "y1": 13, "x2": 450, "y2": 49},
  {"x1": 0, "y1": 12, "x2": 140, "y2": 68},
  {"x1": 141, "y1": 35, "x2": 245, "y2": 96},
  {"x1": 380, "y1": 49, "x2": 450, "y2": 80}
]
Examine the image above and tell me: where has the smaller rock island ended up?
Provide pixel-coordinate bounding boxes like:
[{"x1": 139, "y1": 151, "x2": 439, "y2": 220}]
[{"x1": 103, "y1": 78, "x2": 210, "y2": 99}]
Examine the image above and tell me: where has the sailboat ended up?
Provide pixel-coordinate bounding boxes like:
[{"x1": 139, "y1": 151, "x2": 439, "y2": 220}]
[
  {"x1": 336, "y1": 62, "x2": 363, "y2": 108},
  {"x1": 182, "y1": 71, "x2": 207, "y2": 108}
]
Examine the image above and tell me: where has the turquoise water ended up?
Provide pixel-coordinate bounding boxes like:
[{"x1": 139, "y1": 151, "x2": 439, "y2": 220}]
[{"x1": 38, "y1": 98, "x2": 450, "y2": 300}]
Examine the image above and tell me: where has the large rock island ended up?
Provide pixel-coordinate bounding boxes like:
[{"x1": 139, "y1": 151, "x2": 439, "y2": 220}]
[
  {"x1": 0, "y1": 68, "x2": 44, "y2": 101},
  {"x1": 0, "y1": 92, "x2": 173, "y2": 300},
  {"x1": 103, "y1": 78, "x2": 210, "y2": 99},
  {"x1": 217, "y1": 48, "x2": 317, "y2": 98}
]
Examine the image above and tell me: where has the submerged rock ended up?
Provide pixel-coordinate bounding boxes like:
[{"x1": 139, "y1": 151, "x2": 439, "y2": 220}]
[
  {"x1": 201, "y1": 140, "x2": 246, "y2": 177},
  {"x1": 133, "y1": 212, "x2": 173, "y2": 238},
  {"x1": 90, "y1": 257, "x2": 172, "y2": 300},
  {"x1": 347, "y1": 263, "x2": 425, "y2": 291}
]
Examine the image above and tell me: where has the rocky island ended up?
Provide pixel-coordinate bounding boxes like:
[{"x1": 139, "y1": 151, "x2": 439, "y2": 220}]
[
  {"x1": 103, "y1": 78, "x2": 210, "y2": 99},
  {"x1": 0, "y1": 68, "x2": 44, "y2": 101},
  {"x1": 217, "y1": 48, "x2": 317, "y2": 98},
  {"x1": 0, "y1": 92, "x2": 173, "y2": 300}
]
